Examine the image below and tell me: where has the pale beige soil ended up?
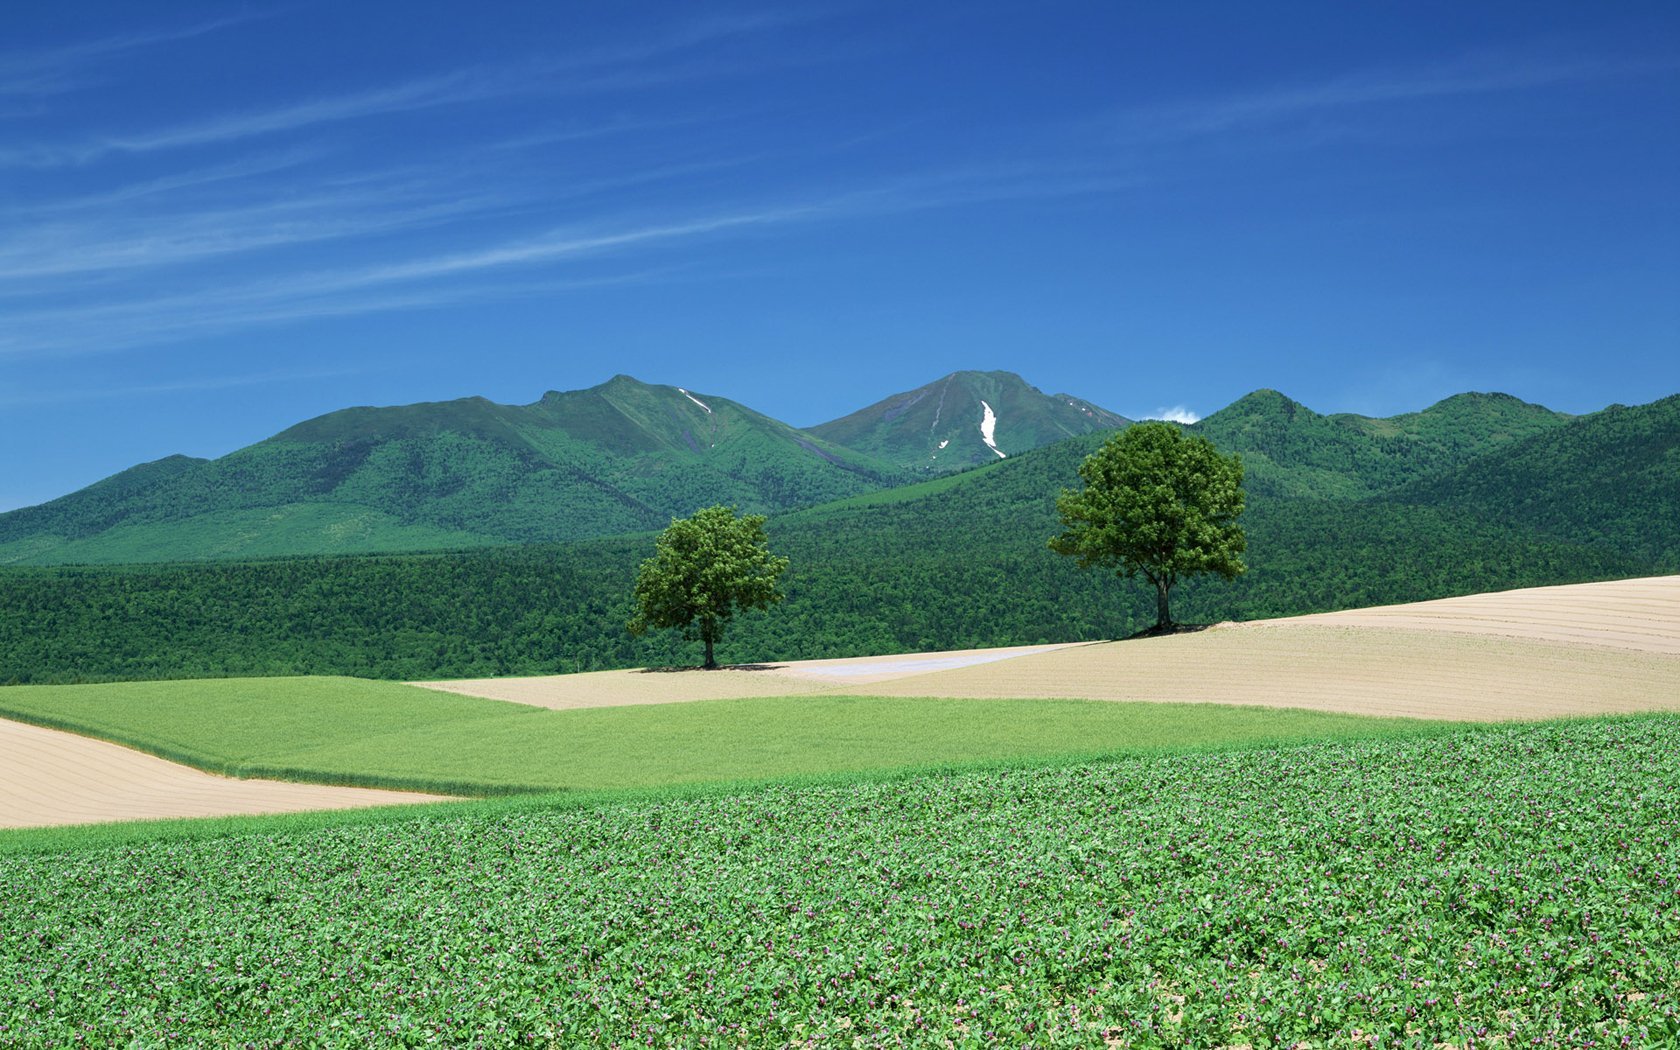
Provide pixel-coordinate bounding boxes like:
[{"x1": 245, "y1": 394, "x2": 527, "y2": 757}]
[
  {"x1": 414, "y1": 643, "x2": 1082, "y2": 708},
  {"x1": 849, "y1": 626, "x2": 1680, "y2": 721},
  {"x1": 422, "y1": 576, "x2": 1680, "y2": 722},
  {"x1": 1245, "y1": 574, "x2": 1680, "y2": 655},
  {"x1": 0, "y1": 718, "x2": 454, "y2": 830}
]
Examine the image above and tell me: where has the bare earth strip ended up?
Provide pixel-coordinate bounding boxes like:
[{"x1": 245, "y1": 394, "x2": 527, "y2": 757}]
[
  {"x1": 0, "y1": 718, "x2": 453, "y2": 830},
  {"x1": 420, "y1": 577, "x2": 1680, "y2": 721},
  {"x1": 414, "y1": 644, "x2": 1082, "y2": 708},
  {"x1": 849, "y1": 627, "x2": 1680, "y2": 721}
]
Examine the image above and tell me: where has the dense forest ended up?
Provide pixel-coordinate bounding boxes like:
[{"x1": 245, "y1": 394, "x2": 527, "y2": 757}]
[
  {"x1": 0, "y1": 419, "x2": 1655, "y2": 683},
  {"x1": 4, "y1": 389, "x2": 1671, "y2": 684}
]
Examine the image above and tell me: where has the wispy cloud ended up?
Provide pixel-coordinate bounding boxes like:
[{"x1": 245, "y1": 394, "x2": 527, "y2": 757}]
[
  {"x1": 0, "y1": 12, "x2": 270, "y2": 99},
  {"x1": 1111, "y1": 51, "x2": 1671, "y2": 143},
  {"x1": 0, "y1": 156, "x2": 1127, "y2": 356},
  {"x1": 0, "y1": 268, "x2": 673, "y2": 358},
  {"x1": 3, "y1": 9, "x2": 805, "y2": 168},
  {"x1": 0, "y1": 206, "x2": 813, "y2": 349},
  {"x1": 1143, "y1": 406, "x2": 1200, "y2": 424},
  {"x1": 1, "y1": 70, "x2": 501, "y2": 167},
  {"x1": 15, "y1": 149, "x2": 325, "y2": 215},
  {"x1": 0, "y1": 179, "x2": 515, "y2": 282},
  {"x1": 0, "y1": 365, "x2": 370, "y2": 408}
]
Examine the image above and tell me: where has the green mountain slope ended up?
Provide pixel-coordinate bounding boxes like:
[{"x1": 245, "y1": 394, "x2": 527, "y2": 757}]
[
  {"x1": 1391, "y1": 394, "x2": 1680, "y2": 569},
  {"x1": 1195, "y1": 389, "x2": 1573, "y2": 499},
  {"x1": 2, "y1": 376, "x2": 1583, "y2": 568},
  {"x1": 807, "y1": 370, "x2": 1130, "y2": 473},
  {"x1": 3, "y1": 393, "x2": 1662, "y2": 684},
  {"x1": 0, "y1": 376, "x2": 910, "y2": 565}
]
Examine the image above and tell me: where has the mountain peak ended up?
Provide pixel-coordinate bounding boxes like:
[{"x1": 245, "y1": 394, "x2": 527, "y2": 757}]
[
  {"x1": 808, "y1": 371, "x2": 1127, "y2": 473},
  {"x1": 1419, "y1": 391, "x2": 1565, "y2": 418},
  {"x1": 947, "y1": 368, "x2": 1029, "y2": 384},
  {"x1": 1204, "y1": 388, "x2": 1313, "y2": 423}
]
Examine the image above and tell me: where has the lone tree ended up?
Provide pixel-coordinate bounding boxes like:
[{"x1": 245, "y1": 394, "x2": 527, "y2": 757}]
[
  {"x1": 627, "y1": 505, "x2": 790, "y2": 669},
  {"x1": 1049, "y1": 422, "x2": 1246, "y2": 633}
]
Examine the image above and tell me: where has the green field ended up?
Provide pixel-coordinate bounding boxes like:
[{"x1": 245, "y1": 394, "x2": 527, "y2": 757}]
[
  {"x1": 0, "y1": 676, "x2": 1440, "y2": 795},
  {"x1": 3, "y1": 716, "x2": 1676, "y2": 1046}
]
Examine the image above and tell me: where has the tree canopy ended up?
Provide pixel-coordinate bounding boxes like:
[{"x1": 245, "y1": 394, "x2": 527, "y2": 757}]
[
  {"x1": 627, "y1": 505, "x2": 790, "y2": 669},
  {"x1": 1050, "y1": 422, "x2": 1247, "y2": 631}
]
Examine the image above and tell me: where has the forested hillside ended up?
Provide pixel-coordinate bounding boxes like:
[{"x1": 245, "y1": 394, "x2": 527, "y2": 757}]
[
  {"x1": 0, "y1": 376, "x2": 909, "y2": 564},
  {"x1": 1, "y1": 405, "x2": 1660, "y2": 684},
  {"x1": 1194, "y1": 389, "x2": 1572, "y2": 498},
  {"x1": 0, "y1": 379, "x2": 1605, "y2": 568},
  {"x1": 1392, "y1": 395, "x2": 1680, "y2": 569}
]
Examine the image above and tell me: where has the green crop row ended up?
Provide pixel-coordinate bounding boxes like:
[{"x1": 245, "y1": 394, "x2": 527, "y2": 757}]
[{"x1": 4, "y1": 716, "x2": 1677, "y2": 1047}]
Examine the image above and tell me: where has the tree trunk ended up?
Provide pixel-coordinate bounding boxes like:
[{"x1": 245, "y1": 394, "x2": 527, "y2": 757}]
[
  {"x1": 702, "y1": 631, "x2": 717, "y2": 670},
  {"x1": 1154, "y1": 578, "x2": 1172, "y2": 632}
]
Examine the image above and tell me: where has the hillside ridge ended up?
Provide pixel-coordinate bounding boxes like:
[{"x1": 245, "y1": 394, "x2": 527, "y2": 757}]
[{"x1": 0, "y1": 376, "x2": 1665, "y2": 568}]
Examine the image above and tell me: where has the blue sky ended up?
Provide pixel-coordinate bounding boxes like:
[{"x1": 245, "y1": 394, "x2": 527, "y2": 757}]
[{"x1": 2, "y1": 1, "x2": 1676, "y2": 511}]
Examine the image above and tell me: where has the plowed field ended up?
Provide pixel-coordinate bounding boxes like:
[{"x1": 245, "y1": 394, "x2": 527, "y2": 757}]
[
  {"x1": 425, "y1": 576, "x2": 1680, "y2": 721},
  {"x1": 0, "y1": 718, "x2": 451, "y2": 829}
]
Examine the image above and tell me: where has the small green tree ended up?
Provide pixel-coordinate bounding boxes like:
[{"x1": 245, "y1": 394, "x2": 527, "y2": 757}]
[
  {"x1": 627, "y1": 505, "x2": 789, "y2": 669},
  {"x1": 1049, "y1": 422, "x2": 1246, "y2": 632}
]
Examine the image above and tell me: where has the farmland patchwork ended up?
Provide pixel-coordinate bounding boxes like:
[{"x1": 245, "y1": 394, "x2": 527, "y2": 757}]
[{"x1": 2, "y1": 717, "x2": 1676, "y2": 1045}]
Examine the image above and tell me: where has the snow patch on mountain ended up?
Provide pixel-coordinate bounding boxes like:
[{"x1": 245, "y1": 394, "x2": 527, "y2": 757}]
[
  {"x1": 677, "y1": 388, "x2": 712, "y2": 414},
  {"x1": 979, "y1": 400, "x2": 1006, "y2": 458}
]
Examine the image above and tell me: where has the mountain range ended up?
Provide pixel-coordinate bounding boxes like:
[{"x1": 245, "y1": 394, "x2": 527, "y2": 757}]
[
  {"x1": 2, "y1": 378, "x2": 1675, "y2": 683},
  {"x1": 0, "y1": 371, "x2": 1674, "y2": 574},
  {"x1": 0, "y1": 371, "x2": 1128, "y2": 564}
]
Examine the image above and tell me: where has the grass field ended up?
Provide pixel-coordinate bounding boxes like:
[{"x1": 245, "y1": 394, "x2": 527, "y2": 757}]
[
  {"x1": 3, "y1": 715, "x2": 1675, "y2": 1046},
  {"x1": 0, "y1": 676, "x2": 1441, "y2": 796}
]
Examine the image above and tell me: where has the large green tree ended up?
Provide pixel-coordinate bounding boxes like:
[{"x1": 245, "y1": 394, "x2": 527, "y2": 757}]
[
  {"x1": 627, "y1": 505, "x2": 790, "y2": 669},
  {"x1": 1050, "y1": 422, "x2": 1246, "y2": 632}
]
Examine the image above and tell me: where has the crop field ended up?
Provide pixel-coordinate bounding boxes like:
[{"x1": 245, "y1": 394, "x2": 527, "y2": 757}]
[
  {"x1": 3, "y1": 716, "x2": 1676, "y2": 1046},
  {"x1": 0, "y1": 676, "x2": 1433, "y2": 800},
  {"x1": 1264, "y1": 574, "x2": 1680, "y2": 655},
  {"x1": 851, "y1": 626, "x2": 1680, "y2": 721},
  {"x1": 0, "y1": 717, "x2": 451, "y2": 829},
  {"x1": 413, "y1": 576, "x2": 1680, "y2": 722},
  {"x1": 843, "y1": 576, "x2": 1680, "y2": 722},
  {"x1": 5, "y1": 575, "x2": 1676, "y2": 828}
]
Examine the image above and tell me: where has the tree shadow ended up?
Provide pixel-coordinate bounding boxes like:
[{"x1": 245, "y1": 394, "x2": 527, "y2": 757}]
[
  {"x1": 634, "y1": 663, "x2": 787, "y2": 674},
  {"x1": 1120, "y1": 622, "x2": 1218, "y2": 641}
]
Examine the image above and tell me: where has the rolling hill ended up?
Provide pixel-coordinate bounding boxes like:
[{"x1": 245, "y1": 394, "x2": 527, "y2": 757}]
[
  {"x1": 0, "y1": 375, "x2": 912, "y2": 564},
  {"x1": 0, "y1": 371, "x2": 1140, "y2": 566},
  {"x1": 0, "y1": 373, "x2": 1601, "y2": 568},
  {"x1": 1193, "y1": 388, "x2": 1574, "y2": 499},
  {"x1": 1391, "y1": 394, "x2": 1680, "y2": 569}
]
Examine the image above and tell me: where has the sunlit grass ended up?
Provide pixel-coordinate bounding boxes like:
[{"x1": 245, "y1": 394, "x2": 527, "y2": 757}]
[{"x1": 0, "y1": 676, "x2": 1439, "y2": 795}]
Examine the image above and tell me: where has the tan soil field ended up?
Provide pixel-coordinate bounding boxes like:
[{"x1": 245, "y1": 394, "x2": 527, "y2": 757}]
[
  {"x1": 0, "y1": 718, "x2": 453, "y2": 830},
  {"x1": 851, "y1": 626, "x2": 1680, "y2": 721},
  {"x1": 1254, "y1": 574, "x2": 1680, "y2": 655},
  {"x1": 424, "y1": 576, "x2": 1680, "y2": 722},
  {"x1": 414, "y1": 643, "x2": 1082, "y2": 709}
]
